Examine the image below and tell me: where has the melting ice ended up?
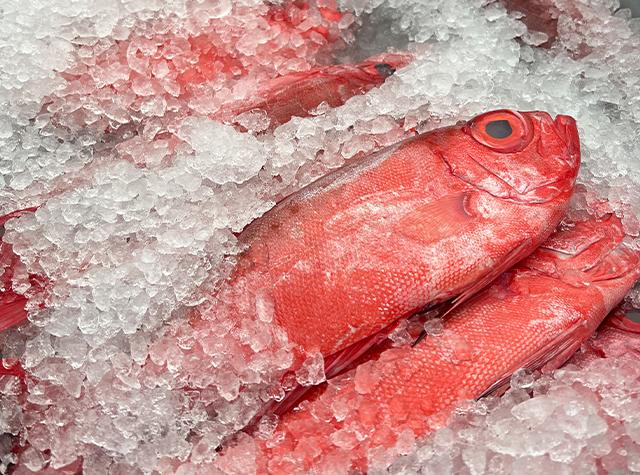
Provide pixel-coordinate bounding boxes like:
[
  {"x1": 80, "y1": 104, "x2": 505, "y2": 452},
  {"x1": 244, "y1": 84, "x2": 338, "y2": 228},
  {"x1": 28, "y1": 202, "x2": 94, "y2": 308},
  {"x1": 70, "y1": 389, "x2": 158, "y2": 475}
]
[{"x1": 1, "y1": 0, "x2": 640, "y2": 473}]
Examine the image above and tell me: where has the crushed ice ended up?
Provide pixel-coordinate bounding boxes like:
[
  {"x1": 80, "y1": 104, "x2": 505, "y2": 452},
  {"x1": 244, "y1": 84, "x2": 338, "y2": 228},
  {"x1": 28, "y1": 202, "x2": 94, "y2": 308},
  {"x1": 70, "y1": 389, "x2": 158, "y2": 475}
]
[{"x1": 1, "y1": 0, "x2": 640, "y2": 473}]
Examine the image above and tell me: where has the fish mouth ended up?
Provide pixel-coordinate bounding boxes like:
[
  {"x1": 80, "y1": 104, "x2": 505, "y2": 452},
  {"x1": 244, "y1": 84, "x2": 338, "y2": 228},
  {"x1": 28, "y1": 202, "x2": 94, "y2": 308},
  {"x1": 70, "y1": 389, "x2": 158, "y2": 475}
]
[{"x1": 553, "y1": 114, "x2": 580, "y2": 160}]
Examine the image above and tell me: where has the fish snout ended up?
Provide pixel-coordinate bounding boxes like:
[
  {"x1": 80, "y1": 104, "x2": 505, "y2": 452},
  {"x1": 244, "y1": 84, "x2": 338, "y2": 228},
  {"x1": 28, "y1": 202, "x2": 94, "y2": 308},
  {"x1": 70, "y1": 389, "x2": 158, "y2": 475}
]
[
  {"x1": 528, "y1": 111, "x2": 580, "y2": 165},
  {"x1": 553, "y1": 114, "x2": 580, "y2": 159}
]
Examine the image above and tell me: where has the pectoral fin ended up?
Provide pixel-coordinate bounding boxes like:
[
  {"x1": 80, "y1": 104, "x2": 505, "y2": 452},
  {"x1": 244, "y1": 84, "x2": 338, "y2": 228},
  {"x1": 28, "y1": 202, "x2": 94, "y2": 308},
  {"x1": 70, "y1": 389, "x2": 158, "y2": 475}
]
[{"x1": 398, "y1": 192, "x2": 475, "y2": 244}]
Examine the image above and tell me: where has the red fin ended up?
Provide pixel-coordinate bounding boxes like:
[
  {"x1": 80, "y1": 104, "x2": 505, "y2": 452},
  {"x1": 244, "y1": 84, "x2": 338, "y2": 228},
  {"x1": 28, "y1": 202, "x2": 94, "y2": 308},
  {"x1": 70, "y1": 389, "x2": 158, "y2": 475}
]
[
  {"x1": 0, "y1": 292, "x2": 28, "y2": 332},
  {"x1": 478, "y1": 320, "x2": 590, "y2": 399},
  {"x1": 398, "y1": 192, "x2": 474, "y2": 244}
]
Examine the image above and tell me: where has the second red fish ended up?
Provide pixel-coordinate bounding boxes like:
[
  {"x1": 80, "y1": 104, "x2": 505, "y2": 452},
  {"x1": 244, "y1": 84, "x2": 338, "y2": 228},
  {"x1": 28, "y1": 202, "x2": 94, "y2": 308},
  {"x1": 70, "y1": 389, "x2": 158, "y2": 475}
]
[{"x1": 200, "y1": 109, "x2": 581, "y2": 380}]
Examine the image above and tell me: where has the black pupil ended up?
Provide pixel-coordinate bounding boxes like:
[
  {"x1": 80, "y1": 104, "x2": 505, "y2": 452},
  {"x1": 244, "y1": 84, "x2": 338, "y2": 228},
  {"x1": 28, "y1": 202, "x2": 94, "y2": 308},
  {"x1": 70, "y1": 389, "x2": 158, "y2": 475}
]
[
  {"x1": 626, "y1": 310, "x2": 640, "y2": 323},
  {"x1": 374, "y1": 63, "x2": 396, "y2": 78},
  {"x1": 485, "y1": 120, "x2": 513, "y2": 139}
]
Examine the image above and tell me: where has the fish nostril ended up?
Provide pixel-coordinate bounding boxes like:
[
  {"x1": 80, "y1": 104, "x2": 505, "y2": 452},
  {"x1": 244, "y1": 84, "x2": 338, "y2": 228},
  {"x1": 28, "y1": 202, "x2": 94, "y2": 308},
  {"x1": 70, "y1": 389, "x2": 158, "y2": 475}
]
[{"x1": 374, "y1": 63, "x2": 396, "y2": 78}]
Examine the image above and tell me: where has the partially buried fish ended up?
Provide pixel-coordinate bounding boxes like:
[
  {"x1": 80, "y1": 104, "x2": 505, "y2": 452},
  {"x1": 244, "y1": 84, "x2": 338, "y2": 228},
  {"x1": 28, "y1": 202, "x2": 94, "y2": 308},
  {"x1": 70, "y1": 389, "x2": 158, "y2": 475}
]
[
  {"x1": 225, "y1": 213, "x2": 640, "y2": 474},
  {"x1": 215, "y1": 53, "x2": 412, "y2": 132},
  {"x1": 0, "y1": 53, "x2": 410, "y2": 335},
  {"x1": 200, "y1": 108, "x2": 581, "y2": 385}
]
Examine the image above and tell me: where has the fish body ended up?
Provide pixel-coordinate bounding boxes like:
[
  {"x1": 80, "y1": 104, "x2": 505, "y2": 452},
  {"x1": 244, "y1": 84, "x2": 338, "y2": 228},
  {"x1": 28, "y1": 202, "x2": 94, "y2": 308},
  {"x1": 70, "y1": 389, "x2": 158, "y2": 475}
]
[
  {"x1": 243, "y1": 214, "x2": 640, "y2": 473},
  {"x1": 205, "y1": 110, "x2": 580, "y2": 365},
  {"x1": 215, "y1": 53, "x2": 412, "y2": 130}
]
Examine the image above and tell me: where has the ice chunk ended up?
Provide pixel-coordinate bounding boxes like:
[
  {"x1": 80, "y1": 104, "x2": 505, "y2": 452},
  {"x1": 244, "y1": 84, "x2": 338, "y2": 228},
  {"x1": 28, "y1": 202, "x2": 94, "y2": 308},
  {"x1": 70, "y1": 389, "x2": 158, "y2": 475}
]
[
  {"x1": 296, "y1": 351, "x2": 326, "y2": 386},
  {"x1": 177, "y1": 118, "x2": 267, "y2": 185}
]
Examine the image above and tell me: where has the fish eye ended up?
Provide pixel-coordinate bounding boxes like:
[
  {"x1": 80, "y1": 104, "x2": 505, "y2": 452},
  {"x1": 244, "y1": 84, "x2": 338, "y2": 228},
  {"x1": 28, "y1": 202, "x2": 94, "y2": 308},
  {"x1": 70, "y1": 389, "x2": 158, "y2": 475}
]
[
  {"x1": 374, "y1": 63, "x2": 396, "y2": 78},
  {"x1": 485, "y1": 120, "x2": 512, "y2": 139},
  {"x1": 466, "y1": 110, "x2": 534, "y2": 153}
]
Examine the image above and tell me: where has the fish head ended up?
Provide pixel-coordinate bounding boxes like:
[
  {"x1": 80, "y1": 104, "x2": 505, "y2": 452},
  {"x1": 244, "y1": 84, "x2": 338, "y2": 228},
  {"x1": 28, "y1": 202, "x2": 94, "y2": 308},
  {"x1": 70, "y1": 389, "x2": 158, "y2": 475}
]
[
  {"x1": 523, "y1": 214, "x2": 640, "y2": 314},
  {"x1": 354, "y1": 52, "x2": 414, "y2": 83},
  {"x1": 428, "y1": 109, "x2": 580, "y2": 204}
]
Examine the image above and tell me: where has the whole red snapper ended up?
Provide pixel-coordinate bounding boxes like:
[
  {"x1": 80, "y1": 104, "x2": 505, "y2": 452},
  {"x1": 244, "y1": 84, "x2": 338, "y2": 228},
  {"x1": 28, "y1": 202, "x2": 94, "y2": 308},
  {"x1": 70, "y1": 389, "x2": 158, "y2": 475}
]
[
  {"x1": 232, "y1": 213, "x2": 640, "y2": 474},
  {"x1": 201, "y1": 109, "x2": 580, "y2": 379}
]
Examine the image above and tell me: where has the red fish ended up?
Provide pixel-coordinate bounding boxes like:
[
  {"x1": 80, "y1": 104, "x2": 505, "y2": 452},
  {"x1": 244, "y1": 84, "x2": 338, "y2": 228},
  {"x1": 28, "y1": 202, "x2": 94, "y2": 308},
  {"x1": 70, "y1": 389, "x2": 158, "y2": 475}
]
[
  {"x1": 202, "y1": 109, "x2": 580, "y2": 382},
  {"x1": 581, "y1": 307, "x2": 640, "y2": 359},
  {"x1": 234, "y1": 213, "x2": 640, "y2": 473},
  {"x1": 215, "y1": 53, "x2": 412, "y2": 131}
]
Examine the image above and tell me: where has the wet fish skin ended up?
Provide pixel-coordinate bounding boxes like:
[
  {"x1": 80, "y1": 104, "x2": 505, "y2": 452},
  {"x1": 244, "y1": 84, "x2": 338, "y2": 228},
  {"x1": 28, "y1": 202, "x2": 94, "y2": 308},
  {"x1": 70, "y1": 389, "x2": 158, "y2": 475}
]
[
  {"x1": 244, "y1": 214, "x2": 640, "y2": 473},
  {"x1": 206, "y1": 110, "x2": 580, "y2": 366}
]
